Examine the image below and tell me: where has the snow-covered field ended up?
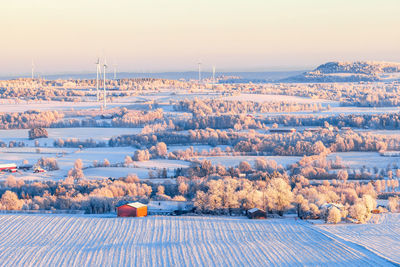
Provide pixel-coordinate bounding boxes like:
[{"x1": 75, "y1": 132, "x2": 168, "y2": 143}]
[
  {"x1": 195, "y1": 155, "x2": 301, "y2": 168},
  {"x1": 318, "y1": 213, "x2": 400, "y2": 264},
  {"x1": 0, "y1": 214, "x2": 395, "y2": 266},
  {"x1": 0, "y1": 145, "x2": 190, "y2": 181},
  {"x1": 327, "y1": 152, "x2": 400, "y2": 169},
  {"x1": 83, "y1": 167, "x2": 150, "y2": 179},
  {"x1": 223, "y1": 93, "x2": 339, "y2": 106},
  {"x1": 0, "y1": 127, "x2": 142, "y2": 145}
]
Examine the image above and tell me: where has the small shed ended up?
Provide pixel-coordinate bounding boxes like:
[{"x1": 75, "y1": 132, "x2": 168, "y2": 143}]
[
  {"x1": 247, "y1": 208, "x2": 266, "y2": 219},
  {"x1": 117, "y1": 202, "x2": 147, "y2": 217}
]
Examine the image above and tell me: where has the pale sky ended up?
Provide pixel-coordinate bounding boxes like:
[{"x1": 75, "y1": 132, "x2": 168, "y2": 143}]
[{"x1": 1, "y1": 0, "x2": 400, "y2": 75}]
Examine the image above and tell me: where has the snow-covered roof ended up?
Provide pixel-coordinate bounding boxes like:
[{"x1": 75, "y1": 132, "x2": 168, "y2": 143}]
[
  {"x1": 125, "y1": 202, "x2": 147, "y2": 208},
  {"x1": 321, "y1": 203, "x2": 344, "y2": 210},
  {"x1": 0, "y1": 163, "x2": 17, "y2": 168},
  {"x1": 248, "y1": 208, "x2": 260, "y2": 213}
]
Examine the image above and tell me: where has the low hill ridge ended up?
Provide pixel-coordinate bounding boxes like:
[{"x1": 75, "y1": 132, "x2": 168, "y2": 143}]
[{"x1": 283, "y1": 61, "x2": 400, "y2": 82}]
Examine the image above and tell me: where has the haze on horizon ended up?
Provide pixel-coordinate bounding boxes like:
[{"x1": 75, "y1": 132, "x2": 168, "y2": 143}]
[{"x1": 2, "y1": 0, "x2": 400, "y2": 75}]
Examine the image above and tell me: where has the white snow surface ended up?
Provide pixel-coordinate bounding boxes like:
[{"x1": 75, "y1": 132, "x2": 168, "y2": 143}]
[
  {"x1": 327, "y1": 152, "x2": 400, "y2": 169},
  {"x1": 0, "y1": 215, "x2": 395, "y2": 266},
  {"x1": 318, "y1": 213, "x2": 400, "y2": 264},
  {"x1": 195, "y1": 155, "x2": 301, "y2": 168},
  {"x1": 222, "y1": 93, "x2": 338, "y2": 106},
  {"x1": 0, "y1": 127, "x2": 142, "y2": 145}
]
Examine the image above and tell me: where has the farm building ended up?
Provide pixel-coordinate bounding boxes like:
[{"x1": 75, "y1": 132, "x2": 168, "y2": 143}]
[
  {"x1": 380, "y1": 151, "x2": 400, "y2": 157},
  {"x1": 148, "y1": 200, "x2": 194, "y2": 215},
  {"x1": 247, "y1": 208, "x2": 267, "y2": 219},
  {"x1": 18, "y1": 164, "x2": 33, "y2": 171},
  {"x1": 269, "y1": 128, "x2": 296, "y2": 134},
  {"x1": 117, "y1": 202, "x2": 147, "y2": 217},
  {"x1": 0, "y1": 163, "x2": 17, "y2": 173}
]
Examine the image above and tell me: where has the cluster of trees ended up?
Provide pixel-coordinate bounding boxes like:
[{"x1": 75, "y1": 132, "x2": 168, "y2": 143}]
[
  {"x1": 29, "y1": 127, "x2": 48, "y2": 139},
  {"x1": 388, "y1": 196, "x2": 399, "y2": 212},
  {"x1": 132, "y1": 142, "x2": 168, "y2": 161},
  {"x1": 110, "y1": 109, "x2": 164, "y2": 127},
  {"x1": 0, "y1": 110, "x2": 63, "y2": 129},
  {"x1": 110, "y1": 128, "x2": 400, "y2": 157},
  {"x1": 37, "y1": 157, "x2": 59, "y2": 171},
  {"x1": 173, "y1": 98, "x2": 324, "y2": 117},
  {"x1": 0, "y1": 80, "x2": 88, "y2": 101},
  {"x1": 262, "y1": 113, "x2": 400, "y2": 130},
  {"x1": 0, "y1": 78, "x2": 197, "y2": 101},
  {"x1": 0, "y1": 175, "x2": 152, "y2": 213},
  {"x1": 252, "y1": 82, "x2": 400, "y2": 107},
  {"x1": 194, "y1": 177, "x2": 293, "y2": 215},
  {"x1": 54, "y1": 138, "x2": 106, "y2": 148}
]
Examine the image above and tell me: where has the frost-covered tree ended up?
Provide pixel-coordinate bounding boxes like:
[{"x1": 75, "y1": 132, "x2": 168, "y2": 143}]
[
  {"x1": 1, "y1": 190, "x2": 23, "y2": 210},
  {"x1": 68, "y1": 158, "x2": 85, "y2": 181},
  {"x1": 388, "y1": 196, "x2": 399, "y2": 213},
  {"x1": 178, "y1": 182, "x2": 188, "y2": 196},
  {"x1": 266, "y1": 178, "x2": 294, "y2": 215},
  {"x1": 326, "y1": 207, "x2": 341, "y2": 224}
]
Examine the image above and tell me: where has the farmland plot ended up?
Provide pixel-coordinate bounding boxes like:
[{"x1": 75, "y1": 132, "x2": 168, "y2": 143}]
[
  {"x1": 318, "y1": 213, "x2": 400, "y2": 264},
  {"x1": 195, "y1": 155, "x2": 301, "y2": 168},
  {"x1": 0, "y1": 127, "x2": 142, "y2": 146},
  {"x1": 327, "y1": 152, "x2": 400, "y2": 170},
  {"x1": 0, "y1": 215, "x2": 394, "y2": 266}
]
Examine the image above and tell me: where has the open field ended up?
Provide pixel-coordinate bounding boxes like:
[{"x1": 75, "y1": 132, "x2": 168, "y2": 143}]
[
  {"x1": 318, "y1": 213, "x2": 400, "y2": 264},
  {"x1": 0, "y1": 214, "x2": 396, "y2": 267},
  {"x1": 195, "y1": 155, "x2": 301, "y2": 168},
  {"x1": 0, "y1": 127, "x2": 143, "y2": 145},
  {"x1": 327, "y1": 152, "x2": 400, "y2": 169},
  {"x1": 223, "y1": 93, "x2": 339, "y2": 106}
]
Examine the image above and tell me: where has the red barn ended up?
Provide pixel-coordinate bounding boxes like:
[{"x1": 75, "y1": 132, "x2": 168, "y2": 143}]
[
  {"x1": 117, "y1": 202, "x2": 147, "y2": 217},
  {"x1": 0, "y1": 163, "x2": 17, "y2": 173}
]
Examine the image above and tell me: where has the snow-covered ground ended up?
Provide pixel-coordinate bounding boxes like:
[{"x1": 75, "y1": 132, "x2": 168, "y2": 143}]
[
  {"x1": 0, "y1": 145, "x2": 190, "y2": 181},
  {"x1": 0, "y1": 127, "x2": 142, "y2": 146},
  {"x1": 194, "y1": 155, "x2": 301, "y2": 168},
  {"x1": 83, "y1": 167, "x2": 150, "y2": 179},
  {"x1": 223, "y1": 93, "x2": 339, "y2": 106},
  {"x1": 327, "y1": 152, "x2": 400, "y2": 169},
  {"x1": 318, "y1": 213, "x2": 400, "y2": 264},
  {"x1": 0, "y1": 214, "x2": 395, "y2": 266}
]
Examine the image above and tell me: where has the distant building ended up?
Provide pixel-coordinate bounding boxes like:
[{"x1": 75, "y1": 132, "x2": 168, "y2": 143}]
[
  {"x1": 117, "y1": 202, "x2": 147, "y2": 217},
  {"x1": 18, "y1": 164, "x2": 33, "y2": 171},
  {"x1": 269, "y1": 128, "x2": 296, "y2": 134},
  {"x1": 0, "y1": 163, "x2": 17, "y2": 173},
  {"x1": 340, "y1": 127, "x2": 352, "y2": 131},
  {"x1": 380, "y1": 151, "x2": 400, "y2": 157},
  {"x1": 247, "y1": 208, "x2": 266, "y2": 219},
  {"x1": 303, "y1": 127, "x2": 322, "y2": 132}
]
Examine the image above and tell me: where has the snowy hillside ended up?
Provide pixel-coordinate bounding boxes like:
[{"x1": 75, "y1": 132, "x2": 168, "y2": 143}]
[
  {"x1": 318, "y1": 213, "x2": 400, "y2": 264},
  {"x1": 283, "y1": 61, "x2": 400, "y2": 82},
  {"x1": 0, "y1": 214, "x2": 396, "y2": 266}
]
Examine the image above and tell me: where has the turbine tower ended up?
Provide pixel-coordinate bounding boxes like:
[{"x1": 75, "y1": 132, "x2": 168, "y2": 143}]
[
  {"x1": 103, "y1": 59, "x2": 108, "y2": 109},
  {"x1": 113, "y1": 64, "x2": 117, "y2": 80},
  {"x1": 212, "y1": 66, "x2": 216, "y2": 90},
  {"x1": 198, "y1": 61, "x2": 202, "y2": 89},
  {"x1": 95, "y1": 58, "x2": 101, "y2": 102}
]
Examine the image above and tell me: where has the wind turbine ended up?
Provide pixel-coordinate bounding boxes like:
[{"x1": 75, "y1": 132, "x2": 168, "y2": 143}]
[
  {"x1": 103, "y1": 58, "x2": 108, "y2": 109},
  {"x1": 113, "y1": 64, "x2": 117, "y2": 80},
  {"x1": 95, "y1": 58, "x2": 101, "y2": 102}
]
